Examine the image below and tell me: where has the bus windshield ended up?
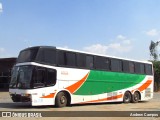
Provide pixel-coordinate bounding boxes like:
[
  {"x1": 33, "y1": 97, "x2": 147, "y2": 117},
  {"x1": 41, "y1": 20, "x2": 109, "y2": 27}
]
[
  {"x1": 10, "y1": 66, "x2": 33, "y2": 89},
  {"x1": 9, "y1": 66, "x2": 19, "y2": 88},
  {"x1": 10, "y1": 65, "x2": 57, "y2": 89}
]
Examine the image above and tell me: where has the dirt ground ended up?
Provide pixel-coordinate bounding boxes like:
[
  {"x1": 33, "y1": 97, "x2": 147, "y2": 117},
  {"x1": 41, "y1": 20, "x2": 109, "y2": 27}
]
[{"x1": 0, "y1": 92, "x2": 160, "y2": 120}]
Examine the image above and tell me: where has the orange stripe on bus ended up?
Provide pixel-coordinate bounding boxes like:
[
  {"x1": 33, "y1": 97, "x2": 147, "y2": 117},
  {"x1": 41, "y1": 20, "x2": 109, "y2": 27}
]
[
  {"x1": 41, "y1": 93, "x2": 55, "y2": 98},
  {"x1": 66, "y1": 73, "x2": 89, "y2": 94},
  {"x1": 131, "y1": 90, "x2": 134, "y2": 93},
  {"x1": 41, "y1": 73, "x2": 89, "y2": 98},
  {"x1": 138, "y1": 80, "x2": 152, "y2": 92},
  {"x1": 80, "y1": 94, "x2": 123, "y2": 104}
]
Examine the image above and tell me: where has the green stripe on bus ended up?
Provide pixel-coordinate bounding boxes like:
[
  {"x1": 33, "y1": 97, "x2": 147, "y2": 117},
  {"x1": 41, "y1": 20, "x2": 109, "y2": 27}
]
[{"x1": 74, "y1": 70, "x2": 145, "y2": 95}]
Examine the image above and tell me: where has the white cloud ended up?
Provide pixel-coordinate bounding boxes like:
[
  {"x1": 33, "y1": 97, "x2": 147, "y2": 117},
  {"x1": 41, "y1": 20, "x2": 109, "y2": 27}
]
[
  {"x1": 0, "y1": 48, "x2": 6, "y2": 57},
  {"x1": 83, "y1": 35, "x2": 132, "y2": 56},
  {"x1": 108, "y1": 42, "x2": 132, "y2": 53},
  {"x1": 116, "y1": 34, "x2": 131, "y2": 45},
  {"x1": 0, "y1": 48, "x2": 12, "y2": 58},
  {"x1": 117, "y1": 35, "x2": 126, "y2": 40},
  {"x1": 83, "y1": 44, "x2": 108, "y2": 55},
  {"x1": 145, "y1": 29, "x2": 159, "y2": 36},
  {"x1": 0, "y1": 48, "x2": 5, "y2": 53},
  {"x1": 0, "y1": 3, "x2": 2, "y2": 13},
  {"x1": 122, "y1": 40, "x2": 130, "y2": 45}
]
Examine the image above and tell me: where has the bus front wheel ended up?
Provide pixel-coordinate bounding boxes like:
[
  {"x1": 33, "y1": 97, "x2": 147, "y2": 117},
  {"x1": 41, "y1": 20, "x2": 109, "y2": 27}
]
[
  {"x1": 55, "y1": 92, "x2": 67, "y2": 107},
  {"x1": 123, "y1": 91, "x2": 131, "y2": 103}
]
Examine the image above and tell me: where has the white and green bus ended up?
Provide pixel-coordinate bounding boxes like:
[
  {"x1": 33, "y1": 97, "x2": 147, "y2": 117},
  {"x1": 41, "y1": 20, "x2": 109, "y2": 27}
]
[{"x1": 9, "y1": 46, "x2": 154, "y2": 107}]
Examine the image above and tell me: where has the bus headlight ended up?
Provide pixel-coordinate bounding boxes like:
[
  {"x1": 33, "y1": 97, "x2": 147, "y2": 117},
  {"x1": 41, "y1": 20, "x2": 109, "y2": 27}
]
[{"x1": 21, "y1": 93, "x2": 31, "y2": 97}]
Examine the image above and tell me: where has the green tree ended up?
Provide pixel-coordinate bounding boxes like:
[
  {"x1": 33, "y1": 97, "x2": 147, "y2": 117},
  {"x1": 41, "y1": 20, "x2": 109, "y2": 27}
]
[
  {"x1": 149, "y1": 40, "x2": 160, "y2": 91},
  {"x1": 152, "y1": 61, "x2": 160, "y2": 91},
  {"x1": 149, "y1": 40, "x2": 160, "y2": 61}
]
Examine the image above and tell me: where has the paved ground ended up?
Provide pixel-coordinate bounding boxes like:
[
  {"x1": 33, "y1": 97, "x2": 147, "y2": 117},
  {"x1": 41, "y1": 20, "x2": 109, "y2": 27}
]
[{"x1": 0, "y1": 92, "x2": 160, "y2": 120}]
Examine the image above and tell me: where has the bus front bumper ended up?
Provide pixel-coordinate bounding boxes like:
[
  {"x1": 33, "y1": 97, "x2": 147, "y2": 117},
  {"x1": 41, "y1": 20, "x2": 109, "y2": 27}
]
[{"x1": 10, "y1": 93, "x2": 31, "y2": 102}]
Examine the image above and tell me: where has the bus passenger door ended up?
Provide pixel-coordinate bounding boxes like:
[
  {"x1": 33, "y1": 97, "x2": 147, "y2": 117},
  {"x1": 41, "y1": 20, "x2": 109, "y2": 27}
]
[{"x1": 31, "y1": 67, "x2": 57, "y2": 106}]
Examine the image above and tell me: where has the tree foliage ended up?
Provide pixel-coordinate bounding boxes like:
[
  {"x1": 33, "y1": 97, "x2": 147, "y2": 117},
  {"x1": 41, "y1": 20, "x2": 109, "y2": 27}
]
[
  {"x1": 152, "y1": 61, "x2": 160, "y2": 91},
  {"x1": 149, "y1": 40, "x2": 160, "y2": 91},
  {"x1": 149, "y1": 40, "x2": 160, "y2": 61}
]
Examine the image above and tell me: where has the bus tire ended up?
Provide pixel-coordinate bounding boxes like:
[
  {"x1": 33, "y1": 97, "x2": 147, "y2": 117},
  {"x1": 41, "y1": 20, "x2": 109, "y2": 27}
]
[
  {"x1": 55, "y1": 92, "x2": 67, "y2": 107},
  {"x1": 132, "y1": 91, "x2": 140, "y2": 103},
  {"x1": 123, "y1": 91, "x2": 131, "y2": 103}
]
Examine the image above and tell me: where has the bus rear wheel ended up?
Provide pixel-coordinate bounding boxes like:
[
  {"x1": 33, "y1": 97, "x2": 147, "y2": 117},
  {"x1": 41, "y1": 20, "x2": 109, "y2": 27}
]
[
  {"x1": 123, "y1": 91, "x2": 131, "y2": 103},
  {"x1": 55, "y1": 92, "x2": 67, "y2": 107},
  {"x1": 132, "y1": 91, "x2": 140, "y2": 103}
]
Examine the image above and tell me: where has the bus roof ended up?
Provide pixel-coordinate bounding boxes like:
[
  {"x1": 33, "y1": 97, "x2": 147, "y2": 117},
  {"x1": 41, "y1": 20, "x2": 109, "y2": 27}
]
[
  {"x1": 57, "y1": 47, "x2": 152, "y2": 65},
  {"x1": 22, "y1": 46, "x2": 152, "y2": 65}
]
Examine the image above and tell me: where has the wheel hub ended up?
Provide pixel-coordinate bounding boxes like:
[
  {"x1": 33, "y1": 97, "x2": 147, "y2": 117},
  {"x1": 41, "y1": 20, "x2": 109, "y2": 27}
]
[{"x1": 60, "y1": 96, "x2": 66, "y2": 104}]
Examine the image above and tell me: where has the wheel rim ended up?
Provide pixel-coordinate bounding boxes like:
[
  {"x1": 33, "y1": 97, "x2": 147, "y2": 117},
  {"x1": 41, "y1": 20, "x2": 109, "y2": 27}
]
[
  {"x1": 134, "y1": 92, "x2": 139, "y2": 101},
  {"x1": 125, "y1": 94, "x2": 130, "y2": 102},
  {"x1": 60, "y1": 96, "x2": 66, "y2": 104},
  {"x1": 124, "y1": 92, "x2": 131, "y2": 103}
]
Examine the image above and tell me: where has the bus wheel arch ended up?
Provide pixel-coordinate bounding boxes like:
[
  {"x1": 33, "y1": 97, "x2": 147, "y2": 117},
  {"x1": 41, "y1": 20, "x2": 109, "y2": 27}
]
[
  {"x1": 55, "y1": 91, "x2": 71, "y2": 107},
  {"x1": 131, "y1": 91, "x2": 141, "y2": 103},
  {"x1": 123, "y1": 91, "x2": 132, "y2": 103}
]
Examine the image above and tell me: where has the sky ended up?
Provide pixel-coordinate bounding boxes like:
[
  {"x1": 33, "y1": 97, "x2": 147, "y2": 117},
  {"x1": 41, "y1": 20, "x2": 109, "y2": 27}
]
[{"x1": 0, "y1": 0, "x2": 160, "y2": 61}]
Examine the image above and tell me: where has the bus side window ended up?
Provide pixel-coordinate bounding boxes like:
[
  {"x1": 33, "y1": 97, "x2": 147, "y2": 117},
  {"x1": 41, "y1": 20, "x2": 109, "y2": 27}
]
[
  {"x1": 129, "y1": 62, "x2": 135, "y2": 73},
  {"x1": 123, "y1": 61, "x2": 129, "y2": 73},
  {"x1": 135, "y1": 63, "x2": 140, "y2": 73},
  {"x1": 66, "y1": 52, "x2": 76, "y2": 67},
  {"x1": 135, "y1": 63, "x2": 145, "y2": 74},
  {"x1": 77, "y1": 54, "x2": 86, "y2": 68},
  {"x1": 46, "y1": 69, "x2": 57, "y2": 86},
  {"x1": 58, "y1": 51, "x2": 76, "y2": 67},
  {"x1": 140, "y1": 64, "x2": 145, "y2": 74},
  {"x1": 36, "y1": 48, "x2": 56, "y2": 65},
  {"x1": 111, "y1": 59, "x2": 122, "y2": 72},
  {"x1": 86, "y1": 55, "x2": 94, "y2": 69},
  {"x1": 145, "y1": 64, "x2": 152, "y2": 75},
  {"x1": 57, "y1": 51, "x2": 65, "y2": 66},
  {"x1": 33, "y1": 67, "x2": 45, "y2": 88},
  {"x1": 95, "y1": 57, "x2": 110, "y2": 71}
]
